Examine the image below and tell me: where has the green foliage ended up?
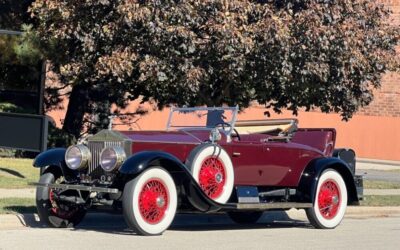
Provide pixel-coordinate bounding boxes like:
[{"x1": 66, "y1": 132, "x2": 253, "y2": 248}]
[
  {"x1": 0, "y1": 103, "x2": 22, "y2": 113},
  {"x1": 29, "y1": 0, "x2": 399, "y2": 136},
  {"x1": 0, "y1": 0, "x2": 34, "y2": 30},
  {"x1": 47, "y1": 123, "x2": 76, "y2": 148}
]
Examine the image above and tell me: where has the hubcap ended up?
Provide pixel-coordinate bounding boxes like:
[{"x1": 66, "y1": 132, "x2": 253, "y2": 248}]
[
  {"x1": 138, "y1": 179, "x2": 169, "y2": 224},
  {"x1": 318, "y1": 180, "x2": 341, "y2": 219},
  {"x1": 156, "y1": 197, "x2": 166, "y2": 208},
  {"x1": 199, "y1": 157, "x2": 226, "y2": 199}
]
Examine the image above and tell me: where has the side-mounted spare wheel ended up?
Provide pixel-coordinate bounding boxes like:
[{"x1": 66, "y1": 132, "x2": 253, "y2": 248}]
[
  {"x1": 36, "y1": 172, "x2": 86, "y2": 228},
  {"x1": 186, "y1": 144, "x2": 234, "y2": 204},
  {"x1": 122, "y1": 167, "x2": 178, "y2": 236},
  {"x1": 306, "y1": 169, "x2": 348, "y2": 229}
]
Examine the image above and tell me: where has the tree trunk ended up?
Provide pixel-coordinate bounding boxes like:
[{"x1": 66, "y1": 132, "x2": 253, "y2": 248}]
[{"x1": 62, "y1": 84, "x2": 89, "y2": 139}]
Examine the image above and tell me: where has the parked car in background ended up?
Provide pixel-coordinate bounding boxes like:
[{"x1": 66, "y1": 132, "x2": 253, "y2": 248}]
[{"x1": 32, "y1": 106, "x2": 363, "y2": 235}]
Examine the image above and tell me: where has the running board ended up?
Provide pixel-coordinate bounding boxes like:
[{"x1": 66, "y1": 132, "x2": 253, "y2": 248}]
[{"x1": 234, "y1": 202, "x2": 312, "y2": 210}]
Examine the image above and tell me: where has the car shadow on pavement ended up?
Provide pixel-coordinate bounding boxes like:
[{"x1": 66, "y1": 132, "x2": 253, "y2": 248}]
[
  {"x1": 170, "y1": 211, "x2": 311, "y2": 232},
  {"x1": 19, "y1": 211, "x2": 311, "y2": 235}
]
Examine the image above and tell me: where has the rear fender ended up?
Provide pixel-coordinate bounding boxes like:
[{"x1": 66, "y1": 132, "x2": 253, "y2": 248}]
[
  {"x1": 119, "y1": 151, "x2": 227, "y2": 212},
  {"x1": 33, "y1": 148, "x2": 78, "y2": 180},
  {"x1": 296, "y1": 157, "x2": 359, "y2": 205}
]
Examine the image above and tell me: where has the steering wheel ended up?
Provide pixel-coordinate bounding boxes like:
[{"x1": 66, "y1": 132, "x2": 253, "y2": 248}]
[{"x1": 215, "y1": 122, "x2": 241, "y2": 141}]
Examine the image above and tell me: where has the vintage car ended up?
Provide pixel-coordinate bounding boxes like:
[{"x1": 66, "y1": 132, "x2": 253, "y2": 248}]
[{"x1": 32, "y1": 106, "x2": 362, "y2": 235}]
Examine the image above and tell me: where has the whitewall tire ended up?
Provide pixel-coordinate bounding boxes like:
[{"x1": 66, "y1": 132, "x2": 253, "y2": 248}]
[
  {"x1": 122, "y1": 167, "x2": 177, "y2": 235},
  {"x1": 186, "y1": 144, "x2": 234, "y2": 204},
  {"x1": 306, "y1": 169, "x2": 348, "y2": 229}
]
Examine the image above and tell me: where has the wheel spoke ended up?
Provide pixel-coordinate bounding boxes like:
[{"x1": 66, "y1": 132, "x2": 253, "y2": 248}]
[
  {"x1": 198, "y1": 157, "x2": 226, "y2": 199},
  {"x1": 317, "y1": 179, "x2": 341, "y2": 219},
  {"x1": 139, "y1": 179, "x2": 169, "y2": 224}
]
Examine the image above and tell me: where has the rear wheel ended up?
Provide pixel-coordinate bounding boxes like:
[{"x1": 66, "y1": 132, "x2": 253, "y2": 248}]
[
  {"x1": 228, "y1": 211, "x2": 263, "y2": 224},
  {"x1": 122, "y1": 167, "x2": 177, "y2": 236},
  {"x1": 306, "y1": 169, "x2": 347, "y2": 229},
  {"x1": 36, "y1": 172, "x2": 86, "y2": 228}
]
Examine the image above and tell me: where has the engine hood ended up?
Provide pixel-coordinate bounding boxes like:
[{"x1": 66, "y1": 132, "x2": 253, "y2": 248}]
[{"x1": 118, "y1": 130, "x2": 211, "y2": 144}]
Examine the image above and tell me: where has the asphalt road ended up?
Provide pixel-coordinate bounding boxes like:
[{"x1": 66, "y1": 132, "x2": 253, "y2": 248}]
[{"x1": 0, "y1": 212, "x2": 399, "y2": 250}]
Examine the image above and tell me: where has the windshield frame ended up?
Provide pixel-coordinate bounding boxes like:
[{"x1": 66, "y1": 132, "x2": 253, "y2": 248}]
[{"x1": 166, "y1": 106, "x2": 239, "y2": 138}]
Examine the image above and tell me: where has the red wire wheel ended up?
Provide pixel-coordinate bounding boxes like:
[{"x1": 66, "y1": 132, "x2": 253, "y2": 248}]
[
  {"x1": 317, "y1": 179, "x2": 341, "y2": 219},
  {"x1": 138, "y1": 179, "x2": 169, "y2": 224},
  {"x1": 198, "y1": 156, "x2": 226, "y2": 199},
  {"x1": 49, "y1": 189, "x2": 77, "y2": 219}
]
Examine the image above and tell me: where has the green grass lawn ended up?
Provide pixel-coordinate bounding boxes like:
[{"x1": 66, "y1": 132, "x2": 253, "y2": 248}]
[
  {"x1": 363, "y1": 180, "x2": 400, "y2": 189},
  {"x1": 0, "y1": 158, "x2": 39, "y2": 189},
  {"x1": 0, "y1": 198, "x2": 36, "y2": 214},
  {"x1": 360, "y1": 195, "x2": 400, "y2": 206}
]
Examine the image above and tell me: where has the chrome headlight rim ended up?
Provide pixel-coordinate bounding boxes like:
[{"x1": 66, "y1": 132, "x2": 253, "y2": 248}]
[
  {"x1": 65, "y1": 144, "x2": 91, "y2": 170},
  {"x1": 100, "y1": 146, "x2": 126, "y2": 172}
]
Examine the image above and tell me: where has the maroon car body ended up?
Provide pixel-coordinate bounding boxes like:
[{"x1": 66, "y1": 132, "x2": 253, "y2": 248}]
[
  {"x1": 123, "y1": 128, "x2": 334, "y2": 187},
  {"x1": 32, "y1": 106, "x2": 362, "y2": 235}
]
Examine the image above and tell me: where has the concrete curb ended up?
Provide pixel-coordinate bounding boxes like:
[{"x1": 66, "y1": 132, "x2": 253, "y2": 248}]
[{"x1": 1, "y1": 207, "x2": 399, "y2": 230}]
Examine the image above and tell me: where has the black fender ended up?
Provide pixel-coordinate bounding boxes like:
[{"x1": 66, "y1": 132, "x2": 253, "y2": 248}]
[
  {"x1": 296, "y1": 157, "x2": 359, "y2": 205},
  {"x1": 119, "y1": 151, "x2": 234, "y2": 212},
  {"x1": 33, "y1": 148, "x2": 78, "y2": 180}
]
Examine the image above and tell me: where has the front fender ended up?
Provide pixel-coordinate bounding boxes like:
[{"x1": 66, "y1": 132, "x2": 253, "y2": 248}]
[
  {"x1": 119, "y1": 151, "x2": 233, "y2": 212},
  {"x1": 33, "y1": 148, "x2": 77, "y2": 180},
  {"x1": 296, "y1": 157, "x2": 359, "y2": 205},
  {"x1": 33, "y1": 148, "x2": 66, "y2": 168}
]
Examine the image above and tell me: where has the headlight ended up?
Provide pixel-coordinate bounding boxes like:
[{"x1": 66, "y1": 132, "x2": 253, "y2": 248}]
[
  {"x1": 100, "y1": 146, "x2": 126, "y2": 172},
  {"x1": 65, "y1": 145, "x2": 91, "y2": 170}
]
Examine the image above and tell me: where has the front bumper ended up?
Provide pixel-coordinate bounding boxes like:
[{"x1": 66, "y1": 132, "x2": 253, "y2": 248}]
[{"x1": 30, "y1": 182, "x2": 119, "y2": 194}]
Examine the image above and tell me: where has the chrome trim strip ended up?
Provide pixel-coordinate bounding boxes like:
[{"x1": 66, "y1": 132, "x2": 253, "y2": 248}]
[
  {"x1": 236, "y1": 202, "x2": 312, "y2": 210},
  {"x1": 131, "y1": 140, "x2": 201, "y2": 145}
]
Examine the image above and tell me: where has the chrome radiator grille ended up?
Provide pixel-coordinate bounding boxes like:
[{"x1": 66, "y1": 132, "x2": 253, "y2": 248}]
[{"x1": 87, "y1": 141, "x2": 125, "y2": 178}]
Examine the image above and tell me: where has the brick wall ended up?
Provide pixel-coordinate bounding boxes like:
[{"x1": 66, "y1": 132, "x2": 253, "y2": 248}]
[{"x1": 357, "y1": 1, "x2": 400, "y2": 117}]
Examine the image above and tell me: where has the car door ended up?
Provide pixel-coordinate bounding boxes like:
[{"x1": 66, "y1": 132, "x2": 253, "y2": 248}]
[
  {"x1": 230, "y1": 138, "x2": 302, "y2": 187},
  {"x1": 229, "y1": 141, "x2": 267, "y2": 186},
  {"x1": 260, "y1": 141, "x2": 300, "y2": 186}
]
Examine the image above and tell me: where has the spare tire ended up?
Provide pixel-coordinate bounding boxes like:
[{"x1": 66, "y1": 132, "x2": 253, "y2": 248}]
[{"x1": 186, "y1": 144, "x2": 234, "y2": 203}]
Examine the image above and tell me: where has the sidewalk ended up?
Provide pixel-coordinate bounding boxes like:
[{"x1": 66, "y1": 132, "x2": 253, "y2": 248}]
[
  {"x1": 357, "y1": 158, "x2": 400, "y2": 171},
  {"x1": 0, "y1": 188, "x2": 35, "y2": 199},
  {"x1": 364, "y1": 189, "x2": 400, "y2": 195}
]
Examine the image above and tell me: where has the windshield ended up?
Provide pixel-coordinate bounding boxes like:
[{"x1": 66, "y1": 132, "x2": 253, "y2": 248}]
[{"x1": 166, "y1": 106, "x2": 238, "y2": 132}]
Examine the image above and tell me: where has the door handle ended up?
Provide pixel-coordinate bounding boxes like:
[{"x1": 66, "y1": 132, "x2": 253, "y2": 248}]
[{"x1": 232, "y1": 152, "x2": 241, "y2": 157}]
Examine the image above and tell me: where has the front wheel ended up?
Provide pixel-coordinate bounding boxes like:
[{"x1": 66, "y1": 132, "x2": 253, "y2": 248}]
[
  {"x1": 36, "y1": 172, "x2": 86, "y2": 228},
  {"x1": 122, "y1": 167, "x2": 178, "y2": 236},
  {"x1": 306, "y1": 169, "x2": 348, "y2": 229}
]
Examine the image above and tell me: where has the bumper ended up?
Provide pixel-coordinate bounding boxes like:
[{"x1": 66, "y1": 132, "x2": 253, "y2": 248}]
[{"x1": 30, "y1": 182, "x2": 119, "y2": 194}]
